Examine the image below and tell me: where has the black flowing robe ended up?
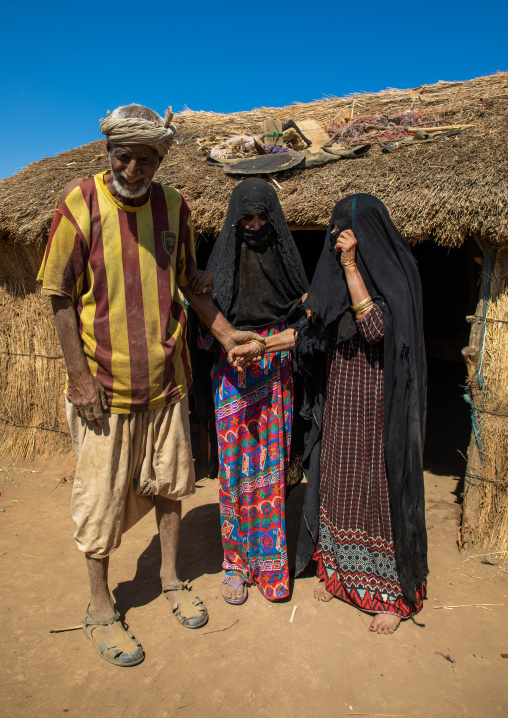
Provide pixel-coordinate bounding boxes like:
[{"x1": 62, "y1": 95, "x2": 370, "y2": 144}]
[{"x1": 295, "y1": 193, "x2": 428, "y2": 609}]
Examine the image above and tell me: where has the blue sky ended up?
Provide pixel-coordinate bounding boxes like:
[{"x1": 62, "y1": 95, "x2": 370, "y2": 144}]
[{"x1": 1, "y1": 0, "x2": 506, "y2": 179}]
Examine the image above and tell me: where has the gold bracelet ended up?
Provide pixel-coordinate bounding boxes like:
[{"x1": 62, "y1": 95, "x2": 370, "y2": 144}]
[
  {"x1": 250, "y1": 338, "x2": 266, "y2": 357},
  {"x1": 355, "y1": 301, "x2": 374, "y2": 317},
  {"x1": 351, "y1": 296, "x2": 373, "y2": 314}
]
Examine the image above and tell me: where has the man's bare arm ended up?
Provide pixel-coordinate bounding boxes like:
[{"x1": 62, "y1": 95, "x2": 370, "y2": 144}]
[
  {"x1": 180, "y1": 288, "x2": 262, "y2": 352},
  {"x1": 50, "y1": 296, "x2": 108, "y2": 425}
]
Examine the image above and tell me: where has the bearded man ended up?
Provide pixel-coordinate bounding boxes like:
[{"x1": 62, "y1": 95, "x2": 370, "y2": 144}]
[{"x1": 38, "y1": 104, "x2": 260, "y2": 667}]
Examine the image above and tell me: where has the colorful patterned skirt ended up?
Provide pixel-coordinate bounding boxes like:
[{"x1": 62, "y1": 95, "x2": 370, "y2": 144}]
[{"x1": 211, "y1": 323, "x2": 292, "y2": 600}]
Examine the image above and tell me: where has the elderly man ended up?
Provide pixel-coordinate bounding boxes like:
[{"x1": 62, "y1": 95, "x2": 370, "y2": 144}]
[{"x1": 38, "y1": 104, "x2": 260, "y2": 667}]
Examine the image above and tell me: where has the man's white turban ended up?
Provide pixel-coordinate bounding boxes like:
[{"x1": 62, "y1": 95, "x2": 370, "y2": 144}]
[{"x1": 100, "y1": 107, "x2": 177, "y2": 158}]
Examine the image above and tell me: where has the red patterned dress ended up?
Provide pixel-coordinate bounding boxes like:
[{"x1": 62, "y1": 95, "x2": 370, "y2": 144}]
[
  {"x1": 211, "y1": 323, "x2": 292, "y2": 601},
  {"x1": 314, "y1": 303, "x2": 424, "y2": 618}
]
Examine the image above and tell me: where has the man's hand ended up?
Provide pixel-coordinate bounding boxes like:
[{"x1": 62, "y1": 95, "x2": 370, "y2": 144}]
[
  {"x1": 221, "y1": 330, "x2": 264, "y2": 355},
  {"x1": 228, "y1": 327, "x2": 296, "y2": 371},
  {"x1": 69, "y1": 373, "x2": 109, "y2": 426},
  {"x1": 50, "y1": 295, "x2": 109, "y2": 427},
  {"x1": 187, "y1": 270, "x2": 214, "y2": 295}
]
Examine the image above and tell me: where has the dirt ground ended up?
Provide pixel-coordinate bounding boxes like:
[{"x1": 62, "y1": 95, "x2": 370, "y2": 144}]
[{"x1": 1, "y1": 449, "x2": 507, "y2": 718}]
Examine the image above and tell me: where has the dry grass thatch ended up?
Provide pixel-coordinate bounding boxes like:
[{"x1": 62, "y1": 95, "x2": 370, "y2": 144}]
[
  {"x1": 1, "y1": 73, "x2": 508, "y2": 248},
  {"x1": 0, "y1": 243, "x2": 69, "y2": 460},
  {"x1": 470, "y1": 249, "x2": 508, "y2": 558}
]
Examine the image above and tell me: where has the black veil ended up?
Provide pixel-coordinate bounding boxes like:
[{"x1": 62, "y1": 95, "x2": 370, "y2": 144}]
[
  {"x1": 296, "y1": 193, "x2": 428, "y2": 608},
  {"x1": 206, "y1": 178, "x2": 308, "y2": 319}
]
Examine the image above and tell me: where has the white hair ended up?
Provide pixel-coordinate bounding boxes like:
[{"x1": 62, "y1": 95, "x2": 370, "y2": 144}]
[{"x1": 110, "y1": 104, "x2": 164, "y2": 125}]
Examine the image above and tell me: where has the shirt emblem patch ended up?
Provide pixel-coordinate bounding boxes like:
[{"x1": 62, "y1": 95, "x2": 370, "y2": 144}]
[{"x1": 162, "y1": 230, "x2": 176, "y2": 255}]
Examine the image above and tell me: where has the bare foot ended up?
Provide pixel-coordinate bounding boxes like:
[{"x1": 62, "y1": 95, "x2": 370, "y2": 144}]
[
  {"x1": 222, "y1": 574, "x2": 247, "y2": 603},
  {"x1": 313, "y1": 581, "x2": 334, "y2": 602},
  {"x1": 369, "y1": 613, "x2": 401, "y2": 634}
]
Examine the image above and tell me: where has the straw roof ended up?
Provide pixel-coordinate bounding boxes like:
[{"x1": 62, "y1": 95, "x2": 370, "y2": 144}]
[{"x1": 1, "y1": 73, "x2": 507, "y2": 248}]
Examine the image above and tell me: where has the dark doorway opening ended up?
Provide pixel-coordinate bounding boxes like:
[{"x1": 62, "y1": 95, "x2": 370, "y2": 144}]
[{"x1": 412, "y1": 238, "x2": 481, "y2": 479}]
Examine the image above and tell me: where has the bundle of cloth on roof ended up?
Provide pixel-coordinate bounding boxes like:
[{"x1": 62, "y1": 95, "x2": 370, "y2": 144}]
[
  {"x1": 325, "y1": 108, "x2": 452, "y2": 146},
  {"x1": 325, "y1": 106, "x2": 473, "y2": 155}
]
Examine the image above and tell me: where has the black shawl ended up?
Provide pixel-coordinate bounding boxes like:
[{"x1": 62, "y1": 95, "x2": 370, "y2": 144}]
[{"x1": 295, "y1": 193, "x2": 428, "y2": 608}]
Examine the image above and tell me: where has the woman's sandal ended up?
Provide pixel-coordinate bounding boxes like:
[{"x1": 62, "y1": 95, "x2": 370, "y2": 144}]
[
  {"x1": 162, "y1": 579, "x2": 209, "y2": 629},
  {"x1": 82, "y1": 606, "x2": 144, "y2": 667},
  {"x1": 222, "y1": 573, "x2": 248, "y2": 605}
]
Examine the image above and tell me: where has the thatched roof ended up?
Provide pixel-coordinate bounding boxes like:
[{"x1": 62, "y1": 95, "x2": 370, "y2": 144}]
[{"x1": 1, "y1": 73, "x2": 507, "y2": 249}]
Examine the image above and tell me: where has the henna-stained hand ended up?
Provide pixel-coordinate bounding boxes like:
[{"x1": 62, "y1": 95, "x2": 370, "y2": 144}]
[{"x1": 334, "y1": 228, "x2": 357, "y2": 268}]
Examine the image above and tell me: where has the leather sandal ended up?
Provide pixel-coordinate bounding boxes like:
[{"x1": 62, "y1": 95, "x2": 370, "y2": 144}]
[
  {"x1": 82, "y1": 606, "x2": 144, "y2": 667},
  {"x1": 162, "y1": 580, "x2": 209, "y2": 629}
]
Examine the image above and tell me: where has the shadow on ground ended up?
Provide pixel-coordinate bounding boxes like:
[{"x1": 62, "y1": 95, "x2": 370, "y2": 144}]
[{"x1": 113, "y1": 480, "x2": 308, "y2": 614}]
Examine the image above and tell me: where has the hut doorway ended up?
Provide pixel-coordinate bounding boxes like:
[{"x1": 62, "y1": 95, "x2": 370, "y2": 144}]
[{"x1": 412, "y1": 238, "x2": 481, "y2": 478}]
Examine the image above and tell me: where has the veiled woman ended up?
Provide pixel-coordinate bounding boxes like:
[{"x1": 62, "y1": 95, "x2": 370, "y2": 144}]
[
  {"x1": 204, "y1": 178, "x2": 308, "y2": 604},
  {"x1": 230, "y1": 194, "x2": 428, "y2": 632}
]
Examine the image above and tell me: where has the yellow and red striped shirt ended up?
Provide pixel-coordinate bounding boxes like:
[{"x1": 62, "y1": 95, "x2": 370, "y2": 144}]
[{"x1": 37, "y1": 170, "x2": 197, "y2": 413}]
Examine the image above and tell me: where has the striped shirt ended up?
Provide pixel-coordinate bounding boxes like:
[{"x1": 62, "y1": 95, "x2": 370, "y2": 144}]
[{"x1": 37, "y1": 170, "x2": 197, "y2": 413}]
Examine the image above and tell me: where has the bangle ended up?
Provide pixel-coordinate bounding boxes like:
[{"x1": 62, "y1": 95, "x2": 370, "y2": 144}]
[
  {"x1": 355, "y1": 301, "x2": 374, "y2": 317},
  {"x1": 250, "y1": 338, "x2": 265, "y2": 357},
  {"x1": 351, "y1": 297, "x2": 373, "y2": 314}
]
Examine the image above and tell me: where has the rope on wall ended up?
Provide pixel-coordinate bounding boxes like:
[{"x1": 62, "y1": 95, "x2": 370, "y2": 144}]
[
  {"x1": 0, "y1": 416, "x2": 70, "y2": 436},
  {"x1": 465, "y1": 470, "x2": 508, "y2": 487},
  {"x1": 463, "y1": 250, "x2": 497, "y2": 462},
  {"x1": 0, "y1": 352, "x2": 63, "y2": 360}
]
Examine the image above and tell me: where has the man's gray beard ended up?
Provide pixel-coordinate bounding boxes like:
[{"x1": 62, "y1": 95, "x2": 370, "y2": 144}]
[{"x1": 111, "y1": 173, "x2": 151, "y2": 199}]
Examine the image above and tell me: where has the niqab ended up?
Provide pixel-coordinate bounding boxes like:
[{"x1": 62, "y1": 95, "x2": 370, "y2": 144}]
[{"x1": 206, "y1": 178, "x2": 308, "y2": 328}]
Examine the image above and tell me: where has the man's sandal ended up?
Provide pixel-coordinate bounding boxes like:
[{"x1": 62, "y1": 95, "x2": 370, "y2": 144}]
[
  {"x1": 162, "y1": 579, "x2": 209, "y2": 629},
  {"x1": 82, "y1": 607, "x2": 144, "y2": 667}
]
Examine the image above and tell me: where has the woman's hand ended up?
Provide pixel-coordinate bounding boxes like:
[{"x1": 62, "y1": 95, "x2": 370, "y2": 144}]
[
  {"x1": 301, "y1": 292, "x2": 314, "y2": 323},
  {"x1": 334, "y1": 229, "x2": 357, "y2": 268}
]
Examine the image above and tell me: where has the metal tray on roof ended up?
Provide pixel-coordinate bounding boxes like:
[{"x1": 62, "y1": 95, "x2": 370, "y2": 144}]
[{"x1": 223, "y1": 151, "x2": 306, "y2": 176}]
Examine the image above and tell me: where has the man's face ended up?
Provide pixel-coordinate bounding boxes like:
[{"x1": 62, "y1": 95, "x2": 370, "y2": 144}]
[{"x1": 108, "y1": 144, "x2": 160, "y2": 200}]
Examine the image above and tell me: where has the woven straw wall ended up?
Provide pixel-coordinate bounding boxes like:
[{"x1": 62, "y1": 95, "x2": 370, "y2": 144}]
[
  {"x1": 461, "y1": 249, "x2": 508, "y2": 558},
  {"x1": 0, "y1": 242, "x2": 69, "y2": 460}
]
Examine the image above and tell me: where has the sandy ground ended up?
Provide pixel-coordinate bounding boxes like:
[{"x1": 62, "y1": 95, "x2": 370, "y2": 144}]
[{"x1": 0, "y1": 450, "x2": 507, "y2": 718}]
